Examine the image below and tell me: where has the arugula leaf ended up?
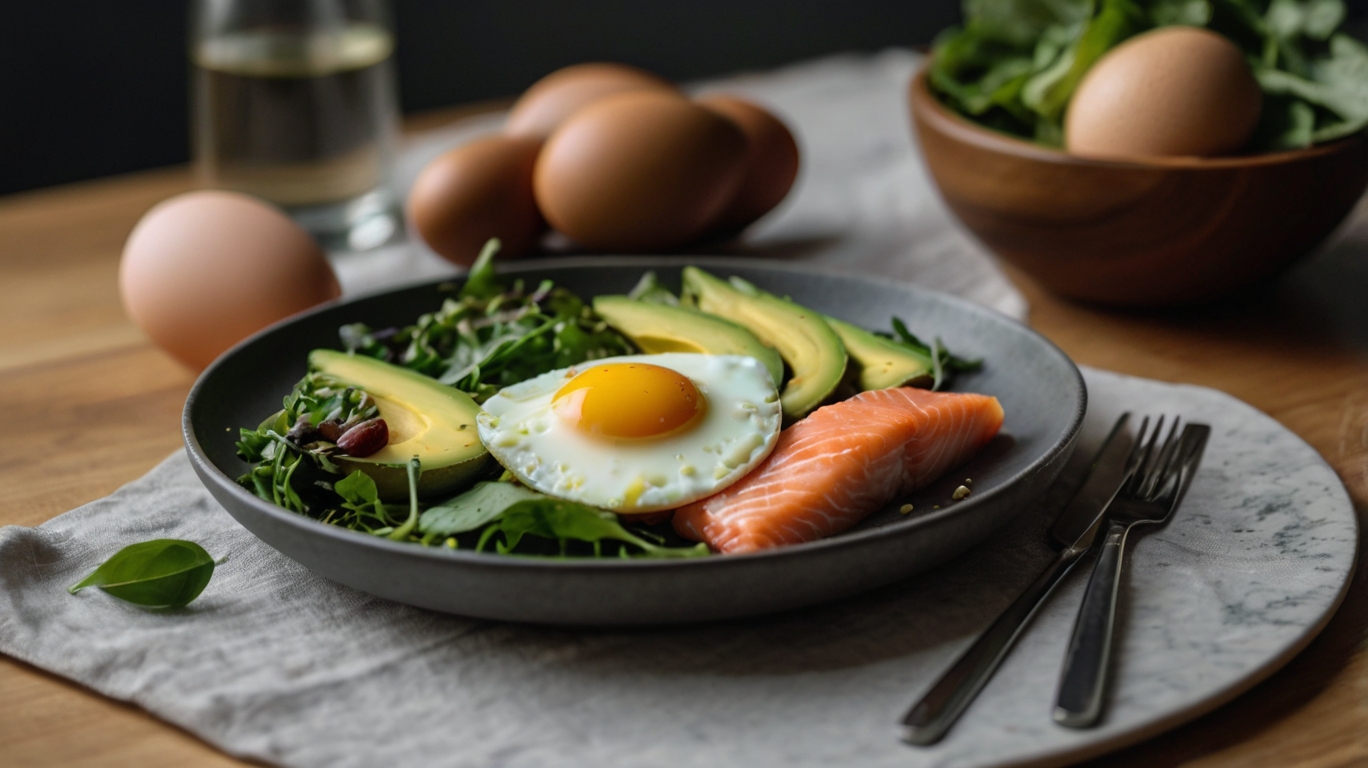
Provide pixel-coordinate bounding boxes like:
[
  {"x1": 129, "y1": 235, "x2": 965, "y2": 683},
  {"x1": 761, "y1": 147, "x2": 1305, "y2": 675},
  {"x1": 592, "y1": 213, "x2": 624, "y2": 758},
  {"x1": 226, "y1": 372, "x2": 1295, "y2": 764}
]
[
  {"x1": 332, "y1": 471, "x2": 395, "y2": 530},
  {"x1": 459, "y1": 239, "x2": 505, "y2": 301},
  {"x1": 235, "y1": 371, "x2": 381, "y2": 521},
  {"x1": 476, "y1": 498, "x2": 709, "y2": 558},
  {"x1": 68, "y1": 540, "x2": 215, "y2": 609},
  {"x1": 419, "y1": 480, "x2": 544, "y2": 538},
  {"x1": 887, "y1": 317, "x2": 983, "y2": 392}
]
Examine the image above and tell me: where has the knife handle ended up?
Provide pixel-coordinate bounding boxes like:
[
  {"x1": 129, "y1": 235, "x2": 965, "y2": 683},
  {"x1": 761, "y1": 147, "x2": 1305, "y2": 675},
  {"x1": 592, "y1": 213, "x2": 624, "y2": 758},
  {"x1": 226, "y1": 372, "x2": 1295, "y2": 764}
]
[
  {"x1": 901, "y1": 548, "x2": 1083, "y2": 745},
  {"x1": 1053, "y1": 520, "x2": 1130, "y2": 728}
]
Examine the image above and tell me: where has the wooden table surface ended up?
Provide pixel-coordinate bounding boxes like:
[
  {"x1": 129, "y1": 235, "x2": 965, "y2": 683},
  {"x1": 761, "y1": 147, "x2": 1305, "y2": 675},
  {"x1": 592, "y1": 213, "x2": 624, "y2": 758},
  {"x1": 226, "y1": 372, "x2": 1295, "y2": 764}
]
[{"x1": 3, "y1": 106, "x2": 1367, "y2": 767}]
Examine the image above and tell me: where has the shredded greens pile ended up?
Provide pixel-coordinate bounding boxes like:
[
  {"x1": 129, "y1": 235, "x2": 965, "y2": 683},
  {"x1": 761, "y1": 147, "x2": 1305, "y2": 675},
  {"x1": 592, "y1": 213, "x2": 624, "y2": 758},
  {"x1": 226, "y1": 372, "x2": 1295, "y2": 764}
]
[
  {"x1": 339, "y1": 241, "x2": 633, "y2": 403},
  {"x1": 931, "y1": 0, "x2": 1368, "y2": 150},
  {"x1": 236, "y1": 372, "x2": 379, "y2": 520}
]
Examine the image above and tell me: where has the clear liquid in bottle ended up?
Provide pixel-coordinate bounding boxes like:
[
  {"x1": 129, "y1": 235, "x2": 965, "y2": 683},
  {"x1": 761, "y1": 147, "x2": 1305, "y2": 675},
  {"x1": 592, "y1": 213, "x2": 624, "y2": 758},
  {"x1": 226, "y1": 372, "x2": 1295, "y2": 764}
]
[{"x1": 193, "y1": 22, "x2": 400, "y2": 250}]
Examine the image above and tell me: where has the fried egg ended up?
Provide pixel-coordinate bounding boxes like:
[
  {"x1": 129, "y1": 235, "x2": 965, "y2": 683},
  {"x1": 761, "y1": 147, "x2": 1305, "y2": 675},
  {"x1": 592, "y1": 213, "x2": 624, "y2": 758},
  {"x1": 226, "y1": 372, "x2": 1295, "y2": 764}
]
[{"x1": 477, "y1": 353, "x2": 781, "y2": 513}]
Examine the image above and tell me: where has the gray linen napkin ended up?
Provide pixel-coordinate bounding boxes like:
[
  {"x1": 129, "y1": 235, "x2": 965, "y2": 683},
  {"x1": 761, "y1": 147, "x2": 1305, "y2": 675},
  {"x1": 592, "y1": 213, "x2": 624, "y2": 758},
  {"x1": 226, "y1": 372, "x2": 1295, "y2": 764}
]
[{"x1": 0, "y1": 368, "x2": 1353, "y2": 768}]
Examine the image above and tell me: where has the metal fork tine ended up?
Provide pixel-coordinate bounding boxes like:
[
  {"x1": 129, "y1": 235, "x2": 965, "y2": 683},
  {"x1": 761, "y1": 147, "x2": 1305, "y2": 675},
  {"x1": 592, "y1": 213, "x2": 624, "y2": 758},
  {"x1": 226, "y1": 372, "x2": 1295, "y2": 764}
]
[
  {"x1": 1144, "y1": 418, "x2": 1184, "y2": 498},
  {"x1": 1133, "y1": 415, "x2": 1166, "y2": 494},
  {"x1": 1122, "y1": 416, "x2": 1152, "y2": 492}
]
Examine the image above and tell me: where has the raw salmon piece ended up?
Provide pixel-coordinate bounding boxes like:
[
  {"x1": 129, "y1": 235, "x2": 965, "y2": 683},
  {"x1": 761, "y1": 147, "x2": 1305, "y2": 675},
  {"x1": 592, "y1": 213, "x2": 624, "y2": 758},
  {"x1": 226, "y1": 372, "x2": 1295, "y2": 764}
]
[{"x1": 673, "y1": 388, "x2": 1004, "y2": 553}]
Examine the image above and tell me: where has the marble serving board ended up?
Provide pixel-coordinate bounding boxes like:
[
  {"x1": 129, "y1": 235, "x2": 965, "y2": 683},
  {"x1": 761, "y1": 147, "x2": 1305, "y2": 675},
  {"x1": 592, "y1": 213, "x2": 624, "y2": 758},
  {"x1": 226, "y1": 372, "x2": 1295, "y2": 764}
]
[{"x1": 0, "y1": 367, "x2": 1354, "y2": 768}]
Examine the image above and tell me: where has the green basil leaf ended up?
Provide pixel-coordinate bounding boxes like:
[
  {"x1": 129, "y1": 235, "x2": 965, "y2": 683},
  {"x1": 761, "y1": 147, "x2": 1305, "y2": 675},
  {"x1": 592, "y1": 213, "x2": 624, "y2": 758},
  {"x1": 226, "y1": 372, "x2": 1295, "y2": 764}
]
[
  {"x1": 419, "y1": 481, "x2": 544, "y2": 537},
  {"x1": 68, "y1": 539, "x2": 215, "y2": 609}
]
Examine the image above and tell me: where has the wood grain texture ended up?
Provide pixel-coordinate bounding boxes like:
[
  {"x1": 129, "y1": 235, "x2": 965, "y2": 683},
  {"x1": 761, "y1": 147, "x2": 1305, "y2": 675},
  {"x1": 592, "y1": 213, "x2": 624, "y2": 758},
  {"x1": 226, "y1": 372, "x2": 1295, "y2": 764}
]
[{"x1": 1, "y1": 104, "x2": 1366, "y2": 767}]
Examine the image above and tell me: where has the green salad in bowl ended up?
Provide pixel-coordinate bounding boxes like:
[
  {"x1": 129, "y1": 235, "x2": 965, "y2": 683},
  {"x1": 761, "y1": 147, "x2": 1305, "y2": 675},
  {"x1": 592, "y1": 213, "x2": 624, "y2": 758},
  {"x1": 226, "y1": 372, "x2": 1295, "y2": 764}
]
[{"x1": 930, "y1": 0, "x2": 1368, "y2": 153}]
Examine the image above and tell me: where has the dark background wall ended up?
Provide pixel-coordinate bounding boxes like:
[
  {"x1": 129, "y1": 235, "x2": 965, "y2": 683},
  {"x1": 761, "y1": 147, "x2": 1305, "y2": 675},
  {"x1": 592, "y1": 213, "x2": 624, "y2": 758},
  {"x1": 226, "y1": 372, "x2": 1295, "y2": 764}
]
[
  {"x1": 0, "y1": 2, "x2": 960, "y2": 197},
  {"x1": 6, "y1": 2, "x2": 1366, "y2": 197}
]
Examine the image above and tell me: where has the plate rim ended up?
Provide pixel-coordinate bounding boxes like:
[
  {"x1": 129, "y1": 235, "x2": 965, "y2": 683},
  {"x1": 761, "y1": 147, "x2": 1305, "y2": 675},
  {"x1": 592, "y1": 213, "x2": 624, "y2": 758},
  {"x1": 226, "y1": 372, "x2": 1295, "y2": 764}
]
[{"x1": 182, "y1": 255, "x2": 1086, "y2": 571}]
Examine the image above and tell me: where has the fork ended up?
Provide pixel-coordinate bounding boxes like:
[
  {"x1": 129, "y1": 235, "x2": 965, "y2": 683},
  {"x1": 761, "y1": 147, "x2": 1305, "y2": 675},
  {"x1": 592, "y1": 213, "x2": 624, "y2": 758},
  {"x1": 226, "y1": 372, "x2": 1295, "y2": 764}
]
[{"x1": 1052, "y1": 417, "x2": 1211, "y2": 728}]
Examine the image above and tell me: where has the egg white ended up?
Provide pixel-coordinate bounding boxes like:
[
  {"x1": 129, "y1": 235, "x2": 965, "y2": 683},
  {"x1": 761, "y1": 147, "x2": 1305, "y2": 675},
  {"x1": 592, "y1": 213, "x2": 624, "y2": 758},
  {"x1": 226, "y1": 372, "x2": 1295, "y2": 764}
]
[{"x1": 476, "y1": 353, "x2": 781, "y2": 513}]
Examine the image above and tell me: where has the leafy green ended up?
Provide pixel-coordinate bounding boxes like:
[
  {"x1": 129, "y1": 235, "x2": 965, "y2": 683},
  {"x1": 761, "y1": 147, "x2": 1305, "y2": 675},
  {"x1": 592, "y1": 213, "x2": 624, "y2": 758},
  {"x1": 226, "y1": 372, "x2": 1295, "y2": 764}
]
[
  {"x1": 1020, "y1": 0, "x2": 1147, "y2": 131},
  {"x1": 332, "y1": 470, "x2": 397, "y2": 532},
  {"x1": 419, "y1": 480, "x2": 545, "y2": 538},
  {"x1": 68, "y1": 540, "x2": 215, "y2": 609},
  {"x1": 339, "y1": 239, "x2": 634, "y2": 403},
  {"x1": 1255, "y1": 33, "x2": 1368, "y2": 142},
  {"x1": 234, "y1": 372, "x2": 380, "y2": 520},
  {"x1": 476, "y1": 498, "x2": 710, "y2": 558},
  {"x1": 414, "y1": 480, "x2": 706, "y2": 557},
  {"x1": 930, "y1": 0, "x2": 1368, "y2": 151},
  {"x1": 459, "y1": 239, "x2": 506, "y2": 301},
  {"x1": 885, "y1": 317, "x2": 983, "y2": 391}
]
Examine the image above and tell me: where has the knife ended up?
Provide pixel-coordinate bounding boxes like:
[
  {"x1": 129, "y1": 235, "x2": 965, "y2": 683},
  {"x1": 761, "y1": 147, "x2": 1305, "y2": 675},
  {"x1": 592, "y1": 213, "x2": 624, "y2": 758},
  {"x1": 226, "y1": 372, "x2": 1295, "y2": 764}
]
[{"x1": 900, "y1": 413, "x2": 1136, "y2": 746}]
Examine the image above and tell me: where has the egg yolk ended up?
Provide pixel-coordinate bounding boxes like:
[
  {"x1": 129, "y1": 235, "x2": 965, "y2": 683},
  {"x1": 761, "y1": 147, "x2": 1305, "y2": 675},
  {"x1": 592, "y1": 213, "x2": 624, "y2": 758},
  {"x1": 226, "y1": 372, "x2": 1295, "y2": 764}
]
[{"x1": 552, "y1": 362, "x2": 706, "y2": 439}]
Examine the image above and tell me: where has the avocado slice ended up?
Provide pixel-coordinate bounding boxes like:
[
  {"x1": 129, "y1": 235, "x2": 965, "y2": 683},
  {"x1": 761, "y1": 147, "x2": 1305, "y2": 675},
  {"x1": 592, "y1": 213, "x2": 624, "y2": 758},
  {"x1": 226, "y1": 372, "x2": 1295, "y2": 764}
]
[
  {"x1": 681, "y1": 267, "x2": 846, "y2": 419},
  {"x1": 309, "y1": 349, "x2": 491, "y2": 500},
  {"x1": 592, "y1": 294, "x2": 785, "y2": 387},
  {"x1": 822, "y1": 315, "x2": 934, "y2": 391}
]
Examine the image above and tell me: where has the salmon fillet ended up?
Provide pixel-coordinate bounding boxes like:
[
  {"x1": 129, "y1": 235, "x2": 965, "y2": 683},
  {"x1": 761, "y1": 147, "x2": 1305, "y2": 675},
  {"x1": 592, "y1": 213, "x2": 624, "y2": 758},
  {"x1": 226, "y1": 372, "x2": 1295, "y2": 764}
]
[{"x1": 673, "y1": 388, "x2": 1004, "y2": 553}]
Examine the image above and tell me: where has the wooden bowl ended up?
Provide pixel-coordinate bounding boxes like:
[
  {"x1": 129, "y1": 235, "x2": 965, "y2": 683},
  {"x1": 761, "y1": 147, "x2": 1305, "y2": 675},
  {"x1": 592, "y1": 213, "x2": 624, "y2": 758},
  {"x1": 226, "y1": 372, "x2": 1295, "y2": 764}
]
[{"x1": 908, "y1": 68, "x2": 1368, "y2": 306}]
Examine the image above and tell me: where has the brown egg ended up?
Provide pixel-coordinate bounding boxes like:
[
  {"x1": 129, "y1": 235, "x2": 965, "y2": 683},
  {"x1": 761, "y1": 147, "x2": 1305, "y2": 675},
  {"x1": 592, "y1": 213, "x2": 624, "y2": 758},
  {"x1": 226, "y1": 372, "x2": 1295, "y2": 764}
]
[
  {"x1": 408, "y1": 134, "x2": 545, "y2": 266},
  {"x1": 505, "y1": 63, "x2": 677, "y2": 140},
  {"x1": 534, "y1": 91, "x2": 747, "y2": 251},
  {"x1": 1065, "y1": 27, "x2": 1262, "y2": 160},
  {"x1": 119, "y1": 190, "x2": 340, "y2": 371},
  {"x1": 698, "y1": 95, "x2": 801, "y2": 233}
]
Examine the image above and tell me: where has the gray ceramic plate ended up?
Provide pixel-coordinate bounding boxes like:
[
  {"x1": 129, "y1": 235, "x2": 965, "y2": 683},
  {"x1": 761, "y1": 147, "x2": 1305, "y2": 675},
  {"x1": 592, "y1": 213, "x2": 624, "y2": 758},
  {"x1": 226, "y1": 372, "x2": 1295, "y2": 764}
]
[{"x1": 183, "y1": 257, "x2": 1084, "y2": 624}]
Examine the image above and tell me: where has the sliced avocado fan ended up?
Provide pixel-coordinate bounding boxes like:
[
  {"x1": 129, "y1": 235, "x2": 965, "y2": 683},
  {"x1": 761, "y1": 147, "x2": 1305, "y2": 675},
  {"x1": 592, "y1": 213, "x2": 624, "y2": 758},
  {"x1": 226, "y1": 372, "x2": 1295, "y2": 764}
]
[
  {"x1": 592, "y1": 294, "x2": 785, "y2": 388},
  {"x1": 822, "y1": 315, "x2": 934, "y2": 390},
  {"x1": 681, "y1": 267, "x2": 846, "y2": 420}
]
